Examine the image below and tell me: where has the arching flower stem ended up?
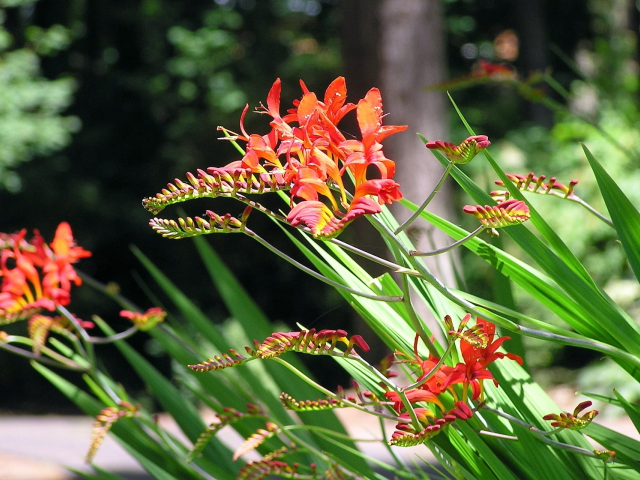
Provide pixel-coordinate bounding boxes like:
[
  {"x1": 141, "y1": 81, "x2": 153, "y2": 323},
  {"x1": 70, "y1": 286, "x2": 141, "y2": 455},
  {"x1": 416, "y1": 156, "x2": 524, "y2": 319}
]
[
  {"x1": 482, "y1": 406, "x2": 608, "y2": 459},
  {"x1": 394, "y1": 161, "x2": 454, "y2": 235},
  {"x1": 575, "y1": 198, "x2": 614, "y2": 228},
  {"x1": 57, "y1": 304, "x2": 96, "y2": 371},
  {"x1": 244, "y1": 227, "x2": 404, "y2": 302},
  {"x1": 329, "y1": 238, "x2": 420, "y2": 275},
  {"x1": 409, "y1": 226, "x2": 485, "y2": 257},
  {"x1": 88, "y1": 325, "x2": 140, "y2": 344},
  {"x1": 0, "y1": 338, "x2": 88, "y2": 371}
]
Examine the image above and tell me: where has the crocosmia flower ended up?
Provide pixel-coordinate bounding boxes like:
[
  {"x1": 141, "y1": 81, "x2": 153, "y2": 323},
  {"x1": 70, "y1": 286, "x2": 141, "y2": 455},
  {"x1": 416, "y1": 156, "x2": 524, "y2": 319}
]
[
  {"x1": 144, "y1": 77, "x2": 408, "y2": 240},
  {"x1": 120, "y1": 307, "x2": 166, "y2": 331},
  {"x1": 463, "y1": 199, "x2": 530, "y2": 235},
  {"x1": 426, "y1": 135, "x2": 490, "y2": 164},
  {"x1": 543, "y1": 401, "x2": 598, "y2": 430},
  {"x1": 0, "y1": 223, "x2": 90, "y2": 323}
]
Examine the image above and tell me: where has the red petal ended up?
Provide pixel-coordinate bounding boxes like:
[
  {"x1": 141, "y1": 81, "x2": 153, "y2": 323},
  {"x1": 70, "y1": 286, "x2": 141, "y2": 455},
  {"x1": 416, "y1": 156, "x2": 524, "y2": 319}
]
[{"x1": 266, "y1": 78, "x2": 282, "y2": 117}]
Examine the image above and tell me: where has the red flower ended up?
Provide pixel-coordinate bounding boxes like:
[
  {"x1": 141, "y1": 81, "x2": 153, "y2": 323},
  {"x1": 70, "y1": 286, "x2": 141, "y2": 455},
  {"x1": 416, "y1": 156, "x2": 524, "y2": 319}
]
[
  {"x1": 463, "y1": 199, "x2": 530, "y2": 232},
  {"x1": 0, "y1": 223, "x2": 90, "y2": 323},
  {"x1": 120, "y1": 307, "x2": 166, "y2": 331},
  {"x1": 146, "y1": 77, "x2": 407, "y2": 239},
  {"x1": 446, "y1": 319, "x2": 523, "y2": 401},
  {"x1": 384, "y1": 389, "x2": 444, "y2": 414},
  {"x1": 426, "y1": 135, "x2": 490, "y2": 164}
]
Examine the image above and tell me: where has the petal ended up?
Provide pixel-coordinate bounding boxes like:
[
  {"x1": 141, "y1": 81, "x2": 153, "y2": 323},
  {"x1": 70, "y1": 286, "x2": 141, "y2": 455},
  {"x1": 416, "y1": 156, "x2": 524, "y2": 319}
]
[
  {"x1": 356, "y1": 97, "x2": 380, "y2": 142},
  {"x1": 266, "y1": 78, "x2": 282, "y2": 117}
]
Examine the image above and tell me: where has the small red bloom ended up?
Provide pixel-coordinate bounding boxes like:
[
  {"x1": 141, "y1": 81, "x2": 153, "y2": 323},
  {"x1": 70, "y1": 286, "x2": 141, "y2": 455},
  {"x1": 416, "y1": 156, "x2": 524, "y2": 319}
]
[
  {"x1": 543, "y1": 401, "x2": 599, "y2": 430},
  {"x1": 426, "y1": 135, "x2": 490, "y2": 164},
  {"x1": 0, "y1": 223, "x2": 90, "y2": 323},
  {"x1": 463, "y1": 199, "x2": 530, "y2": 232},
  {"x1": 120, "y1": 307, "x2": 166, "y2": 331},
  {"x1": 446, "y1": 319, "x2": 522, "y2": 401}
]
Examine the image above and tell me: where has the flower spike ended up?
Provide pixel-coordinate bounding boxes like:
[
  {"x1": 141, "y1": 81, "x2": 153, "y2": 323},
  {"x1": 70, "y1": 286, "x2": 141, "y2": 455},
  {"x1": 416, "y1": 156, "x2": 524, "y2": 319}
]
[
  {"x1": 86, "y1": 402, "x2": 139, "y2": 463},
  {"x1": 280, "y1": 393, "x2": 347, "y2": 411},
  {"x1": 149, "y1": 211, "x2": 245, "y2": 239},
  {"x1": 188, "y1": 348, "x2": 255, "y2": 372},
  {"x1": 426, "y1": 135, "x2": 490, "y2": 164},
  {"x1": 491, "y1": 173, "x2": 580, "y2": 202},
  {"x1": 542, "y1": 401, "x2": 599, "y2": 430},
  {"x1": 233, "y1": 422, "x2": 280, "y2": 461},
  {"x1": 188, "y1": 329, "x2": 368, "y2": 373},
  {"x1": 145, "y1": 77, "x2": 406, "y2": 240},
  {"x1": 120, "y1": 307, "x2": 166, "y2": 331},
  {"x1": 142, "y1": 168, "x2": 290, "y2": 215},
  {"x1": 256, "y1": 329, "x2": 370, "y2": 359},
  {"x1": 187, "y1": 404, "x2": 266, "y2": 463},
  {"x1": 0, "y1": 223, "x2": 90, "y2": 323},
  {"x1": 463, "y1": 199, "x2": 530, "y2": 235}
]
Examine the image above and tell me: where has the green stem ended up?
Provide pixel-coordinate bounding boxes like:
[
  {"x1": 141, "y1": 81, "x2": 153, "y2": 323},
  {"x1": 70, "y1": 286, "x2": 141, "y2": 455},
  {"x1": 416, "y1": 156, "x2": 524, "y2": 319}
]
[
  {"x1": 400, "y1": 273, "x2": 440, "y2": 359},
  {"x1": 245, "y1": 228, "x2": 404, "y2": 303},
  {"x1": 1, "y1": 339, "x2": 87, "y2": 370},
  {"x1": 409, "y1": 226, "x2": 485, "y2": 256},
  {"x1": 329, "y1": 237, "x2": 420, "y2": 275},
  {"x1": 483, "y1": 406, "x2": 614, "y2": 463},
  {"x1": 395, "y1": 161, "x2": 454, "y2": 234},
  {"x1": 574, "y1": 198, "x2": 615, "y2": 228},
  {"x1": 88, "y1": 325, "x2": 140, "y2": 344},
  {"x1": 56, "y1": 304, "x2": 96, "y2": 372}
]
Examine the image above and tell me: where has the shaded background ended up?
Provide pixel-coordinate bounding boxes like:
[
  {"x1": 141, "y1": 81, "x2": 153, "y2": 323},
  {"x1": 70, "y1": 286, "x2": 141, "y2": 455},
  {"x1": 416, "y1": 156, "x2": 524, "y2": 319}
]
[{"x1": 2, "y1": 0, "x2": 639, "y2": 413}]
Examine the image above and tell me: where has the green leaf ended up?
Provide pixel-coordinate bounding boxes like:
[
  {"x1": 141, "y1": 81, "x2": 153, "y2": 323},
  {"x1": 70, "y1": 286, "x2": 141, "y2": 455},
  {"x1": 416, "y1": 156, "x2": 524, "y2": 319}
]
[
  {"x1": 132, "y1": 243, "x2": 374, "y2": 476},
  {"x1": 613, "y1": 390, "x2": 640, "y2": 438},
  {"x1": 583, "y1": 144, "x2": 640, "y2": 284},
  {"x1": 585, "y1": 423, "x2": 640, "y2": 475},
  {"x1": 93, "y1": 317, "x2": 238, "y2": 475},
  {"x1": 33, "y1": 362, "x2": 208, "y2": 479}
]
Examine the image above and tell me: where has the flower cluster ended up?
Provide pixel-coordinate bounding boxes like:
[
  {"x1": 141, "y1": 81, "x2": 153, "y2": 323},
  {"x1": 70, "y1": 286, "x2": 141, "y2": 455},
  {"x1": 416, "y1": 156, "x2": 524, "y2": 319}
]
[
  {"x1": 0, "y1": 222, "x2": 91, "y2": 324},
  {"x1": 144, "y1": 77, "x2": 407, "y2": 239},
  {"x1": 385, "y1": 317, "x2": 522, "y2": 445}
]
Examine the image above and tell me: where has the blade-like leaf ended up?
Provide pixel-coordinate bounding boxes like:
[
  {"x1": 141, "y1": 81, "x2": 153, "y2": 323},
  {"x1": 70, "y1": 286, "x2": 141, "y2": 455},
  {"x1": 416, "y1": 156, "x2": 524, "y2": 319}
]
[{"x1": 583, "y1": 144, "x2": 640, "y2": 284}]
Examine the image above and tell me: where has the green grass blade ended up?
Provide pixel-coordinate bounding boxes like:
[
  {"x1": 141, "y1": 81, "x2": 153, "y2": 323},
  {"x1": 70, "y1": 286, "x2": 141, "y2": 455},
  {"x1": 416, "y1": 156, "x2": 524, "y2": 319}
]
[
  {"x1": 33, "y1": 362, "x2": 209, "y2": 479},
  {"x1": 132, "y1": 243, "x2": 373, "y2": 475},
  {"x1": 583, "y1": 144, "x2": 640, "y2": 284}
]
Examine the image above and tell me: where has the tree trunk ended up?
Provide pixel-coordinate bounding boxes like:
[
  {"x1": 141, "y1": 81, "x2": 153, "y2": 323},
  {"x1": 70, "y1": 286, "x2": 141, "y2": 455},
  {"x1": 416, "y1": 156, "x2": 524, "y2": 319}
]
[{"x1": 341, "y1": 0, "x2": 456, "y2": 347}]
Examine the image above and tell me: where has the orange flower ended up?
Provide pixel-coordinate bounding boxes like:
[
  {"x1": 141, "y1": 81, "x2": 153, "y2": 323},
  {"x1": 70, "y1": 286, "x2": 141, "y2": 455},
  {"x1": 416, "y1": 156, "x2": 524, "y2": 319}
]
[
  {"x1": 446, "y1": 319, "x2": 522, "y2": 401},
  {"x1": 120, "y1": 307, "x2": 166, "y2": 331},
  {"x1": 146, "y1": 77, "x2": 407, "y2": 240},
  {"x1": 0, "y1": 223, "x2": 90, "y2": 323}
]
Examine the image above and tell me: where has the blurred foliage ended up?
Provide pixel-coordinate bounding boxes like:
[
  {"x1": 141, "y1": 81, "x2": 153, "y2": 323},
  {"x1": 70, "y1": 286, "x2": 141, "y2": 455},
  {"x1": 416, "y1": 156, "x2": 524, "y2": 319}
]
[
  {"x1": 450, "y1": 0, "x2": 640, "y2": 400},
  {"x1": 0, "y1": 0, "x2": 78, "y2": 192}
]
